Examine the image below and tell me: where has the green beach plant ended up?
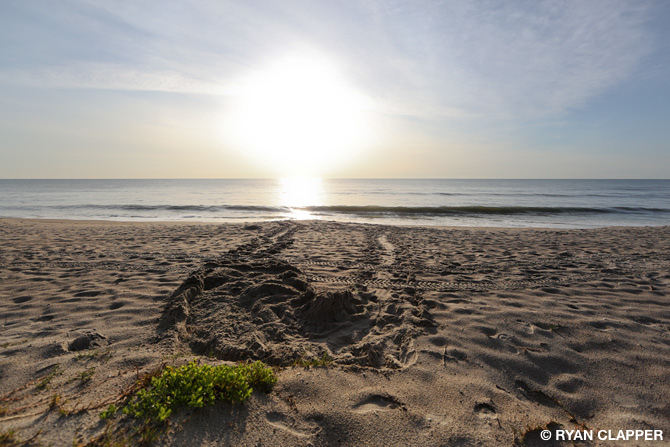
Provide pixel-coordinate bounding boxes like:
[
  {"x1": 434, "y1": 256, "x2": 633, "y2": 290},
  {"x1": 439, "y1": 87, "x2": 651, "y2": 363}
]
[
  {"x1": 292, "y1": 351, "x2": 334, "y2": 368},
  {"x1": 35, "y1": 364, "x2": 63, "y2": 391},
  {"x1": 99, "y1": 404, "x2": 118, "y2": 421},
  {"x1": 74, "y1": 348, "x2": 113, "y2": 363},
  {"x1": 121, "y1": 360, "x2": 277, "y2": 424},
  {"x1": 78, "y1": 367, "x2": 96, "y2": 384},
  {"x1": 48, "y1": 393, "x2": 68, "y2": 416},
  {"x1": 0, "y1": 429, "x2": 19, "y2": 444},
  {"x1": 0, "y1": 428, "x2": 41, "y2": 446}
]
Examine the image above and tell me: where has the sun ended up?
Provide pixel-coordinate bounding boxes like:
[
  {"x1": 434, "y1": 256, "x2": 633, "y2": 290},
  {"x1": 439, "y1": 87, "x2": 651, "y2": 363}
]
[{"x1": 227, "y1": 53, "x2": 371, "y2": 176}]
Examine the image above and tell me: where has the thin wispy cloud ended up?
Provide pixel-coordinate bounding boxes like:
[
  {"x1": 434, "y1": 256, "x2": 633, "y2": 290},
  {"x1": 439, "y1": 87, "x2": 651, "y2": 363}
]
[
  {"x1": 0, "y1": 64, "x2": 234, "y2": 95},
  {"x1": 358, "y1": 0, "x2": 653, "y2": 119},
  {"x1": 0, "y1": 0, "x2": 656, "y2": 121}
]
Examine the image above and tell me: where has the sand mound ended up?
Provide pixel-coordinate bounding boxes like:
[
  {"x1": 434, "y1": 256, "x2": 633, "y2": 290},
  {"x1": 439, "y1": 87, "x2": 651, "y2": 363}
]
[
  {"x1": 158, "y1": 257, "x2": 436, "y2": 368},
  {"x1": 67, "y1": 329, "x2": 107, "y2": 351}
]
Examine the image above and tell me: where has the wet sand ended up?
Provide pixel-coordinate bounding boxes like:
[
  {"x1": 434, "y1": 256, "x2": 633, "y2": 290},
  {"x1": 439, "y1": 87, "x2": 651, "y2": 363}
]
[{"x1": 1, "y1": 218, "x2": 668, "y2": 446}]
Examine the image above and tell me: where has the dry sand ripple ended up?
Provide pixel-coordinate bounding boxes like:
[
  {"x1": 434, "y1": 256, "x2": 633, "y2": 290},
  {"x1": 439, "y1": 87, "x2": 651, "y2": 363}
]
[{"x1": 1, "y1": 218, "x2": 669, "y2": 446}]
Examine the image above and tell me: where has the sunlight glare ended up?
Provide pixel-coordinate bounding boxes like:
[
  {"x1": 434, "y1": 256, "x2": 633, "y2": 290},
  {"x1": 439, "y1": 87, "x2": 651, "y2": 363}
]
[
  {"x1": 228, "y1": 53, "x2": 371, "y2": 176},
  {"x1": 278, "y1": 177, "x2": 324, "y2": 220}
]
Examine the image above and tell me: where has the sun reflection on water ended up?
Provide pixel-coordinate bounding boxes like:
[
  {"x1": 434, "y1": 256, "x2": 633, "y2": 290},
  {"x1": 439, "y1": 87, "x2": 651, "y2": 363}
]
[{"x1": 278, "y1": 177, "x2": 324, "y2": 219}]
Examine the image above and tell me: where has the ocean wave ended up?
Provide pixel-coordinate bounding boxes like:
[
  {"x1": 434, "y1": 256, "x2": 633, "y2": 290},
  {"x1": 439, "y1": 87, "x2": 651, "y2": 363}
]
[
  {"x1": 52, "y1": 204, "x2": 290, "y2": 213},
  {"x1": 301, "y1": 205, "x2": 670, "y2": 216},
  {"x1": 3, "y1": 204, "x2": 668, "y2": 217}
]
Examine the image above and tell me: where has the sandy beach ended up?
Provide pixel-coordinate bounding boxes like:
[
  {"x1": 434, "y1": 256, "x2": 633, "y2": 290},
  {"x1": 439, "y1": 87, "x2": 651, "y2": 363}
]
[{"x1": 1, "y1": 218, "x2": 668, "y2": 446}]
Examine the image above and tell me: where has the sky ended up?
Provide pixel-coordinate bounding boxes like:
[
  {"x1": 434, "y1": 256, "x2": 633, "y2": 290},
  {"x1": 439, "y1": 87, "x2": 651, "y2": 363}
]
[{"x1": 1, "y1": 0, "x2": 669, "y2": 179}]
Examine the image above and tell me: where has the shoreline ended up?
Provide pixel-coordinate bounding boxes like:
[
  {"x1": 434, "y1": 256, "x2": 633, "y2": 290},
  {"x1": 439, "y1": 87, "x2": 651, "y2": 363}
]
[
  {"x1": 1, "y1": 219, "x2": 669, "y2": 445},
  {"x1": 3, "y1": 216, "x2": 669, "y2": 232}
]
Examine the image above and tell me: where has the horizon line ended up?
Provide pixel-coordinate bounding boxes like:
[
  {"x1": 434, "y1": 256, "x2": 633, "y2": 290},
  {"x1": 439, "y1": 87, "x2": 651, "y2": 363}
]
[{"x1": 1, "y1": 177, "x2": 669, "y2": 181}]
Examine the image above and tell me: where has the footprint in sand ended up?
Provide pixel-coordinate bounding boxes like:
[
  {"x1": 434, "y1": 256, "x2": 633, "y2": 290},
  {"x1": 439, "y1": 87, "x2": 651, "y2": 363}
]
[
  {"x1": 479, "y1": 326, "x2": 498, "y2": 337},
  {"x1": 265, "y1": 412, "x2": 318, "y2": 438},
  {"x1": 474, "y1": 401, "x2": 497, "y2": 418},
  {"x1": 352, "y1": 394, "x2": 404, "y2": 413},
  {"x1": 109, "y1": 301, "x2": 126, "y2": 310},
  {"x1": 399, "y1": 339, "x2": 418, "y2": 366},
  {"x1": 444, "y1": 347, "x2": 468, "y2": 362},
  {"x1": 552, "y1": 374, "x2": 585, "y2": 394}
]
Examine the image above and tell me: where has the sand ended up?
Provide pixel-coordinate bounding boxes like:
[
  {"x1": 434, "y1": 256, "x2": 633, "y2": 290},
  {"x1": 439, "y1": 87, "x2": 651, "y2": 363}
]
[{"x1": 0, "y1": 218, "x2": 668, "y2": 446}]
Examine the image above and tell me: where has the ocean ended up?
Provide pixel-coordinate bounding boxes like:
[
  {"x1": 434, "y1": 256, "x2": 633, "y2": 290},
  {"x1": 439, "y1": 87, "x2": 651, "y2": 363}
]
[{"x1": 1, "y1": 179, "x2": 668, "y2": 228}]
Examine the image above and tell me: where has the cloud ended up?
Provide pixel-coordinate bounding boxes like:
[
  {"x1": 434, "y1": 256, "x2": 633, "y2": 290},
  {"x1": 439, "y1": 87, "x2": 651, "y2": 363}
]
[
  {"x1": 0, "y1": 65, "x2": 233, "y2": 95},
  {"x1": 0, "y1": 0, "x2": 657, "y2": 120},
  {"x1": 354, "y1": 0, "x2": 655, "y2": 119}
]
